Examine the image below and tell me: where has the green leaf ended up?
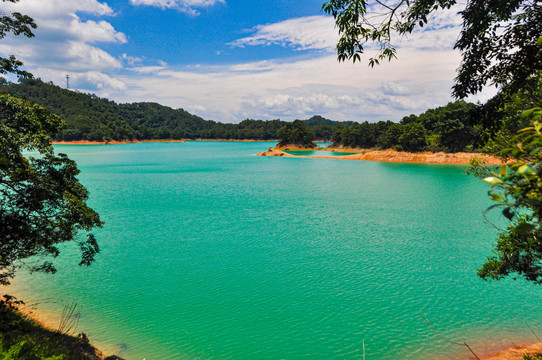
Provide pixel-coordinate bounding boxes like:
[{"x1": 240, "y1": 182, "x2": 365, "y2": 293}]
[
  {"x1": 490, "y1": 193, "x2": 504, "y2": 202},
  {"x1": 484, "y1": 177, "x2": 503, "y2": 185},
  {"x1": 521, "y1": 108, "x2": 535, "y2": 118},
  {"x1": 517, "y1": 164, "x2": 533, "y2": 175},
  {"x1": 515, "y1": 222, "x2": 536, "y2": 233},
  {"x1": 508, "y1": 162, "x2": 525, "y2": 171},
  {"x1": 499, "y1": 165, "x2": 508, "y2": 177},
  {"x1": 537, "y1": 36, "x2": 542, "y2": 47}
]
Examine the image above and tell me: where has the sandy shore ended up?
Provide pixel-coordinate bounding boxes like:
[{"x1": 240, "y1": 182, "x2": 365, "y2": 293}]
[
  {"x1": 2, "y1": 283, "x2": 541, "y2": 360},
  {"x1": 257, "y1": 147, "x2": 506, "y2": 165},
  {"x1": 13, "y1": 303, "x2": 542, "y2": 360},
  {"x1": 192, "y1": 138, "x2": 278, "y2": 142},
  {"x1": 482, "y1": 342, "x2": 542, "y2": 359}
]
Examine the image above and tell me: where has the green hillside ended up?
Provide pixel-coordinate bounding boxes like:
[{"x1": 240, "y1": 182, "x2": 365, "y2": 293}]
[{"x1": 0, "y1": 79, "x2": 348, "y2": 141}]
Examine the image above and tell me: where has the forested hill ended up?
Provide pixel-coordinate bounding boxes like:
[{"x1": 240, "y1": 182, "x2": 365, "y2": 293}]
[{"x1": 0, "y1": 79, "x2": 349, "y2": 141}]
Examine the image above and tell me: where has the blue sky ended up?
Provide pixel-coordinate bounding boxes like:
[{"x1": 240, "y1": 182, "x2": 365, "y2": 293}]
[{"x1": 0, "y1": 0, "x2": 495, "y2": 123}]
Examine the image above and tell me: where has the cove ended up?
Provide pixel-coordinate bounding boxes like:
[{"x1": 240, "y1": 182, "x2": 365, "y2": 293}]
[{"x1": 9, "y1": 141, "x2": 542, "y2": 360}]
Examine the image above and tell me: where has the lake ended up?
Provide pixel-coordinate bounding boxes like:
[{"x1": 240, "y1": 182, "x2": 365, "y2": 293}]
[
  {"x1": 8, "y1": 141, "x2": 542, "y2": 359},
  {"x1": 283, "y1": 150, "x2": 357, "y2": 156}
]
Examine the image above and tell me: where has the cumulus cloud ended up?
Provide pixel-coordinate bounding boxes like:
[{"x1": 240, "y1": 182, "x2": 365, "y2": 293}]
[
  {"x1": 67, "y1": 17, "x2": 127, "y2": 44},
  {"x1": 2, "y1": 0, "x2": 115, "y2": 18},
  {"x1": 65, "y1": 42, "x2": 123, "y2": 71},
  {"x1": 400, "y1": 5, "x2": 463, "y2": 51},
  {"x1": 0, "y1": 0, "x2": 486, "y2": 124},
  {"x1": 32, "y1": 67, "x2": 127, "y2": 92},
  {"x1": 229, "y1": 5, "x2": 462, "y2": 54},
  {"x1": 129, "y1": 0, "x2": 225, "y2": 15},
  {"x1": 229, "y1": 16, "x2": 338, "y2": 51},
  {"x1": 380, "y1": 82, "x2": 415, "y2": 96},
  {"x1": 104, "y1": 48, "x2": 466, "y2": 122},
  {"x1": 122, "y1": 54, "x2": 144, "y2": 66},
  {"x1": 128, "y1": 66, "x2": 168, "y2": 74},
  {"x1": 0, "y1": 0, "x2": 130, "y2": 92}
]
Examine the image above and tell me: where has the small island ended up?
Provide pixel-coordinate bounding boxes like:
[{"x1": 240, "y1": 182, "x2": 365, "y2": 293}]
[{"x1": 275, "y1": 120, "x2": 317, "y2": 150}]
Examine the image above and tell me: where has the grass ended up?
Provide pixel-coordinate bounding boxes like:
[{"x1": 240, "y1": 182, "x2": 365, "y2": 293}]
[
  {"x1": 525, "y1": 353, "x2": 542, "y2": 360},
  {"x1": 0, "y1": 295, "x2": 106, "y2": 360}
]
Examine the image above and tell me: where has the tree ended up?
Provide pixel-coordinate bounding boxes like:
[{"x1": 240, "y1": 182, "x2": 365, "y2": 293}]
[
  {"x1": 476, "y1": 106, "x2": 542, "y2": 283},
  {"x1": 0, "y1": 0, "x2": 36, "y2": 80},
  {"x1": 0, "y1": 0, "x2": 102, "y2": 285},
  {"x1": 322, "y1": 0, "x2": 542, "y2": 98},
  {"x1": 323, "y1": 0, "x2": 542, "y2": 283},
  {"x1": 377, "y1": 123, "x2": 404, "y2": 149},
  {"x1": 277, "y1": 120, "x2": 316, "y2": 148},
  {"x1": 398, "y1": 122, "x2": 427, "y2": 152}
]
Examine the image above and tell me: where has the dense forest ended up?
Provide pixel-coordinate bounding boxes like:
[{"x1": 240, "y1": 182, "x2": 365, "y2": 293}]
[
  {"x1": 330, "y1": 101, "x2": 483, "y2": 152},
  {"x1": 1, "y1": 78, "x2": 530, "y2": 154},
  {"x1": 0, "y1": 79, "x2": 351, "y2": 142}
]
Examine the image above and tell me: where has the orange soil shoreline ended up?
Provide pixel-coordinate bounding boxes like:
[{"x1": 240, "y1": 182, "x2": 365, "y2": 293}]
[
  {"x1": 259, "y1": 147, "x2": 506, "y2": 165},
  {"x1": 52, "y1": 139, "x2": 187, "y2": 145},
  {"x1": 1, "y1": 284, "x2": 540, "y2": 360},
  {"x1": 52, "y1": 139, "x2": 279, "y2": 145},
  {"x1": 482, "y1": 343, "x2": 542, "y2": 360},
  {"x1": 14, "y1": 304, "x2": 542, "y2": 360}
]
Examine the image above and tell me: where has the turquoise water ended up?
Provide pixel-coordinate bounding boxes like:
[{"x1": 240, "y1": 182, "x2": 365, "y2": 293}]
[
  {"x1": 284, "y1": 150, "x2": 357, "y2": 156},
  {"x1": 9, "y1": 142, "x2": 542, "y2": 359}
]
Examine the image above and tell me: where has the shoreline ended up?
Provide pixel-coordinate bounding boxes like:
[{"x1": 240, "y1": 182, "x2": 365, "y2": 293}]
[
  {"x1": 482, "y1": 343, "x2": 542, "y2": 359},
  {"x1": 14, "y1": 302, "x2": 542, "y2": 360},
  {"x1": 2, "y1": 285, "x2": 541, "y2": 360},
  {"x1": 52, "y1": 139, "x2": 280, "y2": 145},
  {"x1": 258, "y1": 147, "x2": 506, "y2": 165},
  {"x1": 52, "y1": 139, "x2": 187, "y2": 145},
  {"x1": 0, "y1": 285, "x2": 115, "y2": 359}
]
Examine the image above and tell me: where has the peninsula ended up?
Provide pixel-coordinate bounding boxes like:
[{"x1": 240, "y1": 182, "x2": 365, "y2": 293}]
[{"x1": 257, "y1": 147, "x2": 506, "y2": 165}]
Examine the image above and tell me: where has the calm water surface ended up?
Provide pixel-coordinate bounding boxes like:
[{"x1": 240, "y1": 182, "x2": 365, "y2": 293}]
[
  {"x1": 9, "y1": 142, "x2": 542, "y2": 359},
  {"x1": 284, "y1": 150, "x2": 357, "y2": 156}
]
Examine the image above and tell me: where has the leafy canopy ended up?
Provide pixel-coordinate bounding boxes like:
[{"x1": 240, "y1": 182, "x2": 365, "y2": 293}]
[
  {"x1": 324, "y1": 0, "x2": 542, "y2": 284},
  {"x1": 322, "y1": 0, "x2": 542, "y2": 98},
  {"x1": 0, "y1": 0, "x2": 102, "y2": 285},
  {"x1": 476, "y1": 106, "x2": 542, "y2": 283},
  {"x1": 0, "y1": 0, "x2": 36, "y2": 79},
  {"x1": 277, "y1": 120, "x2": 316, "y2": 148}
]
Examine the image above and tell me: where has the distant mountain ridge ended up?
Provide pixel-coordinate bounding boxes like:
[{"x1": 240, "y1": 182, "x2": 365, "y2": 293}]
[{"x1": 0, "y1": 79, "x2": 351, "y2": 141}]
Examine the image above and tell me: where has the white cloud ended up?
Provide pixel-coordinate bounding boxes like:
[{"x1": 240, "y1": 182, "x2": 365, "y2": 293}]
[
  {"x1": 1, "y1": 0, "x2": 126, "y2": 45},
  {"x1": 400, "y1": 5, "x2": 463, "y2": 51},
  {"x1": 122, "y1": 54, "x2": 144, "y2": 66},
  {"x1": 2, "y1": 0, "x2": 115, "y2": 18},
  {"x1": 0, "y1": 0, "x2": 129, "y2": 92},
  {"x1": 229, "y1": 16, "x2": 338, "y2": 51},
  {"x1": 129, "y1": 0, "x2": 225, "y2": 15},
  {"x1": 381, "y1": 82, "x2": 415, "y2": 96},
  {"x1": 0, "y1": 1, "x2": 489, "y2": 125},
  {"x1": 31, "y1": 67, "x2": 127, "y2": 92},
  {"x1": 128, "y1": 66, "x2": 167, "y2": 74},
  {"x1": 65, "y1": 42, "x2": 122, "y2": 71},
  {"x1": 100, "y1": 48, "x2": 467, "y2": 122},
  {"x1": 229, "y1": 6, "x2": 462, "y2": 54},
  {"x1": 67, "y1": 16, "x2": 127, "y2": 44}
]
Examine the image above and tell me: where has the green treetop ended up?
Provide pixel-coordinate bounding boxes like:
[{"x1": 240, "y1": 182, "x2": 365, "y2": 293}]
[
  {"x1": 0, "y1": 0, "x2": 102, "y2": 285},
  {"x1": 277, "y1": 120, "x2": 317, "y2": 148},
  {"x1": 322, "y1": 0, "x2": 542, "y2": 99},
  {"x1": 324, "y1": 0, "x2": 542, "y2": 285}
]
